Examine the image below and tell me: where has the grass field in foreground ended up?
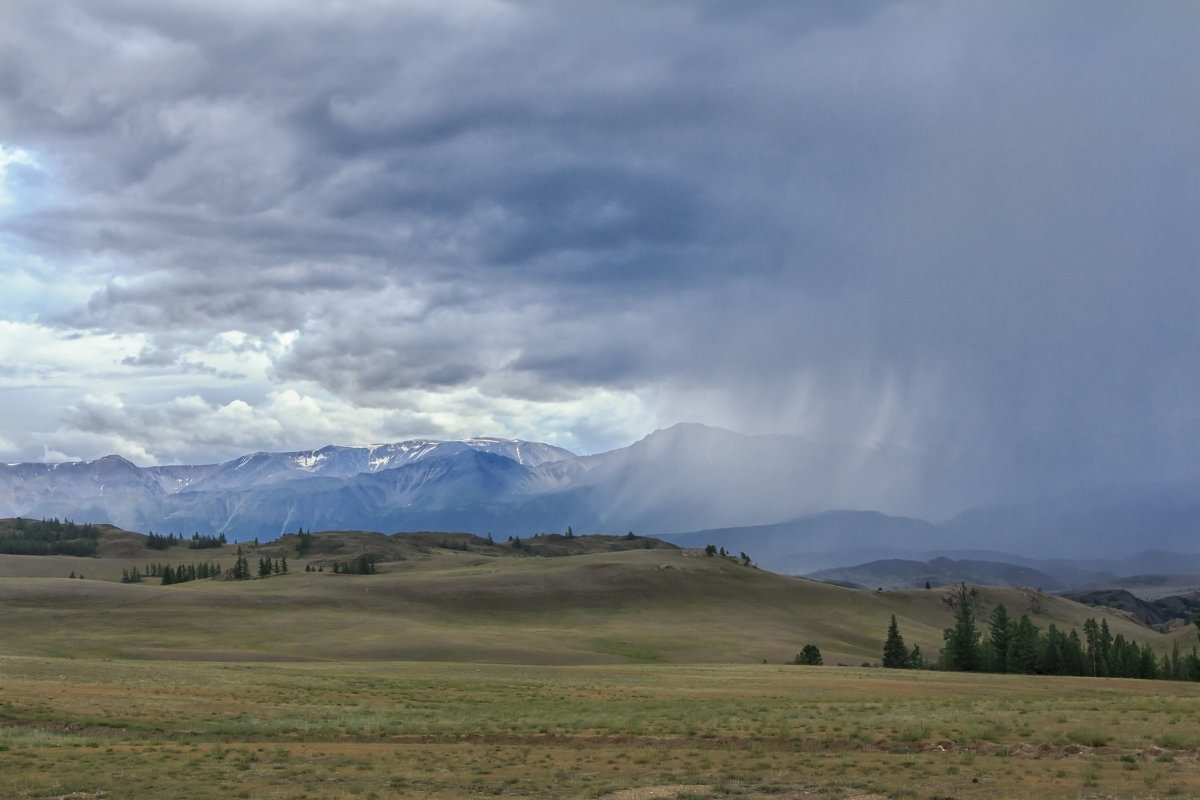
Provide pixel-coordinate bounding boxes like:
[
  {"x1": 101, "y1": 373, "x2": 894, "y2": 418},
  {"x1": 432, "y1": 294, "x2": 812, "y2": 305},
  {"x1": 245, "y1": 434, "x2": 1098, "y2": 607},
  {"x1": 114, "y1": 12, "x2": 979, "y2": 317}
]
[{"x1": 2, "y1": 657, "x2": 1200, "y2": 799}]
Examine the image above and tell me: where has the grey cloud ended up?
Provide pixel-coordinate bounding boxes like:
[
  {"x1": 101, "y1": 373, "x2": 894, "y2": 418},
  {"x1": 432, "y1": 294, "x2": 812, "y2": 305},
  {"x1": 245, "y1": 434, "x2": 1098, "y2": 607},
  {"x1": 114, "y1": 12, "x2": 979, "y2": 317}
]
[{"x1": 3, "y1": 1, "x2": 1200, "y2": 512}]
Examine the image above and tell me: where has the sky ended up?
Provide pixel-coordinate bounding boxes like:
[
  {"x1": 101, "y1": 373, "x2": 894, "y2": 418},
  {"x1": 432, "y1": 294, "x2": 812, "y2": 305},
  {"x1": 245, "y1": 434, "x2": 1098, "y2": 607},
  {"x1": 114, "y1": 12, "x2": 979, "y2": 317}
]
[{"x1": 1, "y1": 1, "x2": 1198, "y2": 515}]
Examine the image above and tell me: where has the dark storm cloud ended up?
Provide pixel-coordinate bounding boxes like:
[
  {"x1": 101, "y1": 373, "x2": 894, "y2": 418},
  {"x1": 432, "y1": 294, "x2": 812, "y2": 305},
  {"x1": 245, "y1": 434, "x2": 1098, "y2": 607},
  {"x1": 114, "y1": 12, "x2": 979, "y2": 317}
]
[{"x1": 3, "y1": 0, "x2": 1200, "y2": 511}]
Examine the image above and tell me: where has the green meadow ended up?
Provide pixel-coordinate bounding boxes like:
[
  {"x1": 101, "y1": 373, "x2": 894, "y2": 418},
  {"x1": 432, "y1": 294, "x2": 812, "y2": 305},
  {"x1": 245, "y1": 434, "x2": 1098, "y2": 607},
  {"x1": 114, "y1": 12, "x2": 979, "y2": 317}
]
[{"x1": 2, "y1": 527, "x2": 1200, "y2": 798}]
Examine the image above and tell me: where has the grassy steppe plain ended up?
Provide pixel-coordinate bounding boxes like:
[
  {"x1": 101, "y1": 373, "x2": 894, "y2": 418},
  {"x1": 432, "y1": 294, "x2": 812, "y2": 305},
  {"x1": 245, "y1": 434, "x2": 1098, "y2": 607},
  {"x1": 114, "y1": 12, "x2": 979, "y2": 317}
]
[
  {"x1": 3, "y1": 532, "x2": 1200, "y2": 798},
  {"x1": 3, "y1": 659, "x2": 1200, "y2": 799}
]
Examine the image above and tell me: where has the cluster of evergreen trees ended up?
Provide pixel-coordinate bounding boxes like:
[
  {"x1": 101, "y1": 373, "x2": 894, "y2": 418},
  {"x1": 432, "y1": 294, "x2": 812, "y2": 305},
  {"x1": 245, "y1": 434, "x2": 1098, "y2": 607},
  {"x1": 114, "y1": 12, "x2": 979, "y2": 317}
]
[
  {"x1": 145, "y1": 531, "x2": 179, "y2": 550},
  {"x1": 160, "y1": 562, "x2": 223, "y2": 585},
  {"x1": 188, "y1": 532, "x2": 226, "y2": 549},
  {"x1": 123, "y1": 562, "x2": 223, "y2": 584},
  {"x1": 145, "y1": 531, "x2": 227, "y2": 550},
  {"x1": 295, "y1": 528, "x2": 313, "y2": 555},
  {"x1": 881, "y1": 615, "x2": 926, "y2": 669},
  {"x1": 793, "y1": 644, "x2": 823, "y2": 665},
  {"x1": 232, "y1": 555, "x2": 252, "y2": 580},
  {"x1": 884, "y1": 583, "x2": 1200, "y2": 681},
  {"x1": 0, "y1": 517, "x2": 100, "y2": 556},
  {"x1": 257, "y1": 556, "x2": 288, "y2": 577},
  {"x1": 331, "y1": 555, "x2": 376, "y2": 574},
  {"x1": 220, "y1": 554, "x2": 290, "y2": 579}
]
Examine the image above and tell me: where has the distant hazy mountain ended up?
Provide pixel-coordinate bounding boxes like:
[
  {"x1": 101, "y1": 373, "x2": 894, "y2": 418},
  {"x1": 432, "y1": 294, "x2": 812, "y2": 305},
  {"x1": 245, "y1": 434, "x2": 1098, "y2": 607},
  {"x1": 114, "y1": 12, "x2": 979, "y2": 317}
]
[
  {"x1": 805, "y1": 556, "x2": 1065, "y2": 592},
  {"x1": 3, "y1": 423, "x2": 1200, "y2": 568},
  {"x1": 942, "y1": 498, "x2": 1200, "y2": 560},
  {"x1": 0, "y1": 424, "x2": 900, "y2": 540},
  {"x1": 657, "y1": 502, "x2": 1200, "y2": 580},
  {"x1": 653, "y1": 511, "x2": 947, "y2": 574}
]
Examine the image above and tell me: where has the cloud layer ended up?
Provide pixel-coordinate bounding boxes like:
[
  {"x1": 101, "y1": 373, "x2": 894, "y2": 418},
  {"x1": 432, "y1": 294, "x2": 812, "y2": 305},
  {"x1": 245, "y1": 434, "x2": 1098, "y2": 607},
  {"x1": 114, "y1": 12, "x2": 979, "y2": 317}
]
[{"x1": 2, "y1": 1, "x2": 1199, "y2": 515}]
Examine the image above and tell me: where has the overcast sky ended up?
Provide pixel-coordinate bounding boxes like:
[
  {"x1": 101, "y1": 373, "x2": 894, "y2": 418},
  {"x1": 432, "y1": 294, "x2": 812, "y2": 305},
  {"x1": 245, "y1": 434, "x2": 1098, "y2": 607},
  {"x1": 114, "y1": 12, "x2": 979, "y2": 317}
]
[{"x1": 1, "y1": 1, "x2": 1198, "y2": 514}]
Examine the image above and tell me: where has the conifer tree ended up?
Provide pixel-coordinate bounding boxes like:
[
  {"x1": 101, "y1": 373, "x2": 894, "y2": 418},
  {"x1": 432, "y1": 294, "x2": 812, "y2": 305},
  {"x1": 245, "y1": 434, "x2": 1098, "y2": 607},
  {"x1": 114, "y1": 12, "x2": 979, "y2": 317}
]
[
  {"x1": 987, "y1": 604, "x2": 1012, "y2": 672},
  {"x1": 942, "y1": 583, "x2": 982, "y2": 671},
  {"x1": 1064, "y1": 628, "x2": 1087, "y2": 676},
  {"x1": 1006, "y1": 614, "x2": 1041, "y2": 674},
  {"x1": 882, "y1": 614, "x2": 909, "y2": 668},
  {"x1": 907, "y1": 644, "x2": 924, "y2": 669},
  {"x1": 1098, "y1": 619, "x2": 1113, "y2": 675},
  {"x1": 1083, "y1": 618, "x2": 1101, "y2": 676}
]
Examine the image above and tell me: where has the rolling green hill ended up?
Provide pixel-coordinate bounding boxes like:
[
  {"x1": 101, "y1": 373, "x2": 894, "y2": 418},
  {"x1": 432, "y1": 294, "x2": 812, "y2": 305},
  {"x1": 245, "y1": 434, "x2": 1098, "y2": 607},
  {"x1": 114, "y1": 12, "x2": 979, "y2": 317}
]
[{"x1": 0, "y1": 522, "x2": 1179, "y2": 666}]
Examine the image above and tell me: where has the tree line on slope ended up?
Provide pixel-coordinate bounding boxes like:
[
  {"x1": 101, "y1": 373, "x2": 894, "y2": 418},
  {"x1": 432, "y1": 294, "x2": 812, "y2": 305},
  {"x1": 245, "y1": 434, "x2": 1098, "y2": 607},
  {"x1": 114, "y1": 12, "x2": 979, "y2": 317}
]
[
  {"x1": 883, "y1": 583, "x2": 1200, "y2": 681},
  {"x1": 144, "y1": 531, "x2": 227, "y2": 550},
  {"x1": 0, "y1": 517, "x2": 100, "y2": 556}
]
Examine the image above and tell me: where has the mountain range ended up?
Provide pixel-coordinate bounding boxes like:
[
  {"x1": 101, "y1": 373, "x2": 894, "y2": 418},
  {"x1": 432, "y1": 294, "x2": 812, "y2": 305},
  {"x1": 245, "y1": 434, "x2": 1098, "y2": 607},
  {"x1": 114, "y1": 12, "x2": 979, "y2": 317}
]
[
  {"x1": 3, "y1": 423, "x2": 1200, "y2": 575},
  {"x1": 0, "y1": 423, "x2": 899, "y2": 541}
]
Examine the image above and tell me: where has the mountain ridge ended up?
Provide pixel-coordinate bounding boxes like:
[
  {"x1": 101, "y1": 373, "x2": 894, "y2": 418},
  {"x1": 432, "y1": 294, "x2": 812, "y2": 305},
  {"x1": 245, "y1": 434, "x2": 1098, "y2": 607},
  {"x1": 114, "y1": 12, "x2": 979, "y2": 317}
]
[{"x1": 4, "y1": 423, "x2": 1200, "y2": 567}]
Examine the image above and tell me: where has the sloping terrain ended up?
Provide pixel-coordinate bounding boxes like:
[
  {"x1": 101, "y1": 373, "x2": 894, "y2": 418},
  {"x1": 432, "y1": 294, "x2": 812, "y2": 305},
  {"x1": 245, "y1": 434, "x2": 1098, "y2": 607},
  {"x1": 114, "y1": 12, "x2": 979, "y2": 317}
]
[
  {"x1": 1064, "y1": 587, "x2": 1200, "y2": 629},
  {"x1": 0, "y1": 524, "x2": 1167, "y2": 666}
]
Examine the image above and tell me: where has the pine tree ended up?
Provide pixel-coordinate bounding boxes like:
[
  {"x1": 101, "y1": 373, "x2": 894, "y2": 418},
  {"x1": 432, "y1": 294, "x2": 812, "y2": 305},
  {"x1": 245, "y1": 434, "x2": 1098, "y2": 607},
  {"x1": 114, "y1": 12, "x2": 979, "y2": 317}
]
[
  {"x1": 1083, "y1": 618, "x2": 1101, "y2": 676},
  {"x1": 907, "y1": 644, "x2": 924, "y2": 669},
  {"x1": 1099, "y1": 619, "x2": 1113, "y2": 675},
  {"x1": 1140, "y1": 643, "x2": 1159, "y2": 679},
  {"x1": 1038, "y1": 624, "x2": 1064, "y2": 675},
  {"x1": 1063, "y1": 629, "x2": 1086, "y2": 676},
  {"x1": 882, "y1": 614, "x2": 910, "y2": 668},
  {"x1": 1007, "y1": 614, "x2": 1040, "y2": 674},
  {"x1": 942, "y1": 583, "x2": 981, "y2": 671},
  {"x1": 987, "y1": 604, "x2": 1012, "y2": 673}
]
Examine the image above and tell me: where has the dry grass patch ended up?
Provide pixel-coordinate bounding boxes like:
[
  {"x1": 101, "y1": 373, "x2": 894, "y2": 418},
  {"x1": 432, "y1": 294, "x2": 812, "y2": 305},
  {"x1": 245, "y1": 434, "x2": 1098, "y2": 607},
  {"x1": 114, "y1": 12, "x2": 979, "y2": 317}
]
[{"x1": 2, "y1": 658, "x2": 1200, "y2": 798}]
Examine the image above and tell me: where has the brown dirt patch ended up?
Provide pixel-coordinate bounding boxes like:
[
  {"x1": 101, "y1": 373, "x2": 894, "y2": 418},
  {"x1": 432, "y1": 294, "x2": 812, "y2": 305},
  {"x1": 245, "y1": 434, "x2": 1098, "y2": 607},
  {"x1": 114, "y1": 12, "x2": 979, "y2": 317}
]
[{"x1": 597, "y1": 787, "x2": 712, "y2": 800}]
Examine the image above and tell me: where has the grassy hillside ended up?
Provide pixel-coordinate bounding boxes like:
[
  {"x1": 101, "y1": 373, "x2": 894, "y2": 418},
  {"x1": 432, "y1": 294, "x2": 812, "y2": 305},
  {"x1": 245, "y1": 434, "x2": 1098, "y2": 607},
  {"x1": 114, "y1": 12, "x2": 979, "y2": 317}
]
[
  {"x1": 6, "y1": 524, "x2": 1200, "y2": 799},
  {"x1": 0, "y1": 524, "x2": 1175, "y2": 666}
]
